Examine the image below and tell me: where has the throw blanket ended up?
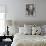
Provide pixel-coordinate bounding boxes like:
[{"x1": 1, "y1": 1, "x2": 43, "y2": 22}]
[{"x1": 11, "y1": 33, "x2": 46, "y2": 46}]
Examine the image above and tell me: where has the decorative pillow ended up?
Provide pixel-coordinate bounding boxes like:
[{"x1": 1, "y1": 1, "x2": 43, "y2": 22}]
[
  {"x1": 24, "y1": 27, "x2": 32, "y2": 35},
  {"x1": 19, "y1": 27, "x2": 25, "y2": 34},
  {"x1": 24, "y1": 24, "x2": 32, "y2": 35},
  {"x1": 35, "y1": 26, "x2": 41, "y2": 35},
  {"x1": 32, "y1": 27, "x2": 37, "y2": 35},
  {"x1": 19, "y1": 27, "x2": 32, "y2": 35},
  {"x1": 8, "y1": 26, "x2": 19, "y2": 36},
  {"x1": 41, "y1": 25, "x2": 46, "y2": 35},
  {"x1": 32, "y1": 26, "x2": 41, "y2": 35}
]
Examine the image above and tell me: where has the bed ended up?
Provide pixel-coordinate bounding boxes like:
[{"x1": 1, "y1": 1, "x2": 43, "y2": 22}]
[
  {"x1": 11, "y1": 33, "x2": 46, "y2": 46},
  {"x1": 11, "y1": 21, "x2": 46, "y2": 46}
]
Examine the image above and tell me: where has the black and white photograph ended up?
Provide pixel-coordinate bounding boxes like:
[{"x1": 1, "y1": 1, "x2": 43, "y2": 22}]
[{"x1": 26, "y1": 4, "x2": 35, "y2": 16}]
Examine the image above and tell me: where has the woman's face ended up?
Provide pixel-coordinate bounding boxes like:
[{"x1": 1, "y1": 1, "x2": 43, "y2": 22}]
[{"x1": 29, "y1": 5, "x2": 33, "y2": 10}]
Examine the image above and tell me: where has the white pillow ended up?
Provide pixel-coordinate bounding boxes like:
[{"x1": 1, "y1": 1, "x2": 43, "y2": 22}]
[
  {"x1": 24, "y1": 24, "x2": 32, "y2": 35},
  {"x1": 24, "y1": 27, "x2": 32, "y2": 35},
  {"x1": 9, "y1": 26, "x2": 19, "y2": 36},
  {"x1": 32, "y1": 27, "x2": 37, "y2": 35},
  {"x1": 19, "y1": 27, "x2": 25, "y2": 34},
  {"x1": 32, "y1": 26, "x2": 41, "y2": 35},
  {"x1": 19, "y1": 27, "x2": 32, "y2": 35}
]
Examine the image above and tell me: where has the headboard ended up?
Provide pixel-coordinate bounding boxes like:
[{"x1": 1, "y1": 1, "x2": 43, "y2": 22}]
[
  {"x1": 6, "y1": 20, "x2": 46, "y2": 27},
  {"x1": 15, "y1": 21, "x2": 46, "y2": 27}
]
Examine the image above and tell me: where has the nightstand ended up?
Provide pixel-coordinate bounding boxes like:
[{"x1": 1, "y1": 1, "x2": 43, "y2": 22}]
[{"x1": 0, "y1": 36, "x2": 13, "y2": 46}]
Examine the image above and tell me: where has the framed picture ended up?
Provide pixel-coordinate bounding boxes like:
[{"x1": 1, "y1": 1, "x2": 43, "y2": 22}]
[{"x1": 26, "y1": 4, "x2": 35, "y2": 16}]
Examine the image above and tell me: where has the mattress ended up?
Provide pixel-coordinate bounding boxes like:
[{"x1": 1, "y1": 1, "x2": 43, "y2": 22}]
[{"x1": 11, "y1": 33, "x2": 46, "y2": 46}]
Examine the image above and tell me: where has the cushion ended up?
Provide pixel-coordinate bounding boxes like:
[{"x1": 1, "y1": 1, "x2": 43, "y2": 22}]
[
  {"x1": 19, "y1": 27, "x2": 32, "y2": 35},
  {"x1": 32, "y1": 26, "x2": 41, "y2": 35},
  {"x1": 8, "y1": 26, "x2": 19, "y2": 36},
  {"x1": 35, "y1": 26, "x2": 41, "y2": 35},
  {"x1": 32, "y1": 27, "x2": 37, "y2": 35},
  {"x1": 42, "y1": 25, "x2": 46, "y2": 33},
  {"x1": 19, "y1": 27, "x2": 25, "y2": 34},
  {"x1": 41, "y1": 25, "x2": 46, "y2": 35},
  {"x1": 24, "y1": 24, "x2": 32, "y2": 35},
  {"x1": 24, "y1": 27, "x2": 32, "y2": 35}
]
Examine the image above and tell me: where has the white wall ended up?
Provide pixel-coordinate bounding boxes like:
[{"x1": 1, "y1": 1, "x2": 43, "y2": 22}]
[{"x1": 0, "y1": 0, "x2": 46, "y2": 22}]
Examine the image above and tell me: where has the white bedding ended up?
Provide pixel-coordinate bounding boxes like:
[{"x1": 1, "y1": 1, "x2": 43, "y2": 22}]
[{"x1": 11, "y1": 33, "x2": 46, "y2": 46}]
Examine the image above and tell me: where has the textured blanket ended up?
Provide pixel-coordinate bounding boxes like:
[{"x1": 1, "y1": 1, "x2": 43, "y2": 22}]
[{"x1": 11, "y1": 34, "x2": 46, "y2": 46}]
